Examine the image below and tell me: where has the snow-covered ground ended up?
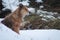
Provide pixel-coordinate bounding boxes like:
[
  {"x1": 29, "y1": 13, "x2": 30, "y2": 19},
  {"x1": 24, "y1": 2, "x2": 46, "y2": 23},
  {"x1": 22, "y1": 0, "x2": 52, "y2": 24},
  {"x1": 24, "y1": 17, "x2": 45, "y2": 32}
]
[
  {"x1": 0, "y1": 19, "x2": 60, "y2": 40},
  {"x1": 20, "y1": 30, "x2": 60, "y2": 40}
]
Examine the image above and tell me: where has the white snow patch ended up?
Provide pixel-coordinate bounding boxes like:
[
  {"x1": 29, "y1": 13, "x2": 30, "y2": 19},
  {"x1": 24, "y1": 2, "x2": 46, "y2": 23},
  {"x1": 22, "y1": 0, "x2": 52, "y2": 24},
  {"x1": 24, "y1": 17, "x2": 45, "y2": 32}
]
[
  {"x1": 42, "y1": 18, "x2": 48, "y2": 21},
  {"x1": 2, "y1": 0, "x2": 29, "y2": 12},
  {"x1": 57, "y1": 17, "x2": 60, "y2": 19},
  {"x1": 28, "y1": 8, "x2": 35, "y2": 13},
  {"x1": 40, "y1": 5, "x2": 44, "y2": 9},
  {"x1": 36, "y1": 0, "x2": 43, "y2": 3},
  {"x1": 2, "y1": 0, "x2": 19, "y2": 12}
]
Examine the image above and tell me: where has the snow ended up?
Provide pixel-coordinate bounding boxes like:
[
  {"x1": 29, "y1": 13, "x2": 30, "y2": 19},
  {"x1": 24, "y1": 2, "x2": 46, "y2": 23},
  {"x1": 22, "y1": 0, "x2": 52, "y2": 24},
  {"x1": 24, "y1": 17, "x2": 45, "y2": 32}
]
[
  {"x1": 36, "y1": 10, "x2": 58, "y2": 21},
  {"x1": 20, "y1": 30, "x2": 60, "y2": 40},
  {"x1": 0, "y1": 18, "x2": 60, "y2": 40},
  {"x1": 37, "y1": 10, "x2": 58, "y2": 15},
  {"x1": 2, "y1": 0, "x2": 29, "y2": 12},
  {"x1": 40, "y1": 5, "x2": 44, "y2": 9},
  {"x1": 36, "y1": 0, "x2": 43, "y2": 3},
  {"x1": 28, "y1": 8, "x2": 35, "y2": 13},
  {"x1": 42, "y1": 18, "x2": 48, "y2": 21},
  {"x1": 0, "y1": 18, "x2": 4, "y2": 23},
  {"x1": 2, "y1": 0, "x2": 19, "y2": 12},
  {"x1": 57, "y1": 17, "x2": 60, "y2": 19}
]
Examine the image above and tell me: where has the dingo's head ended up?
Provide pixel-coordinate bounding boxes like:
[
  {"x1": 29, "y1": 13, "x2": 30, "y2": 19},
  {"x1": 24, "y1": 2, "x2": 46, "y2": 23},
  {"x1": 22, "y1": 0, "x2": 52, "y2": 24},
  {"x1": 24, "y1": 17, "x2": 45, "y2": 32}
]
[{"x1": 18, "y1": 4, "x2": 29, "y2": 19}]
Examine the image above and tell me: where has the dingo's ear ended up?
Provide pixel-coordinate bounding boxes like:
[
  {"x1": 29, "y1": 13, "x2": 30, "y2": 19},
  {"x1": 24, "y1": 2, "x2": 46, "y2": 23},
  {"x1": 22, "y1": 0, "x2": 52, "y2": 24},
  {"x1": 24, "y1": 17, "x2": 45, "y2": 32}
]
[{"x1": 19, "y1": 4, "x2": 23, "y2": 9}]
